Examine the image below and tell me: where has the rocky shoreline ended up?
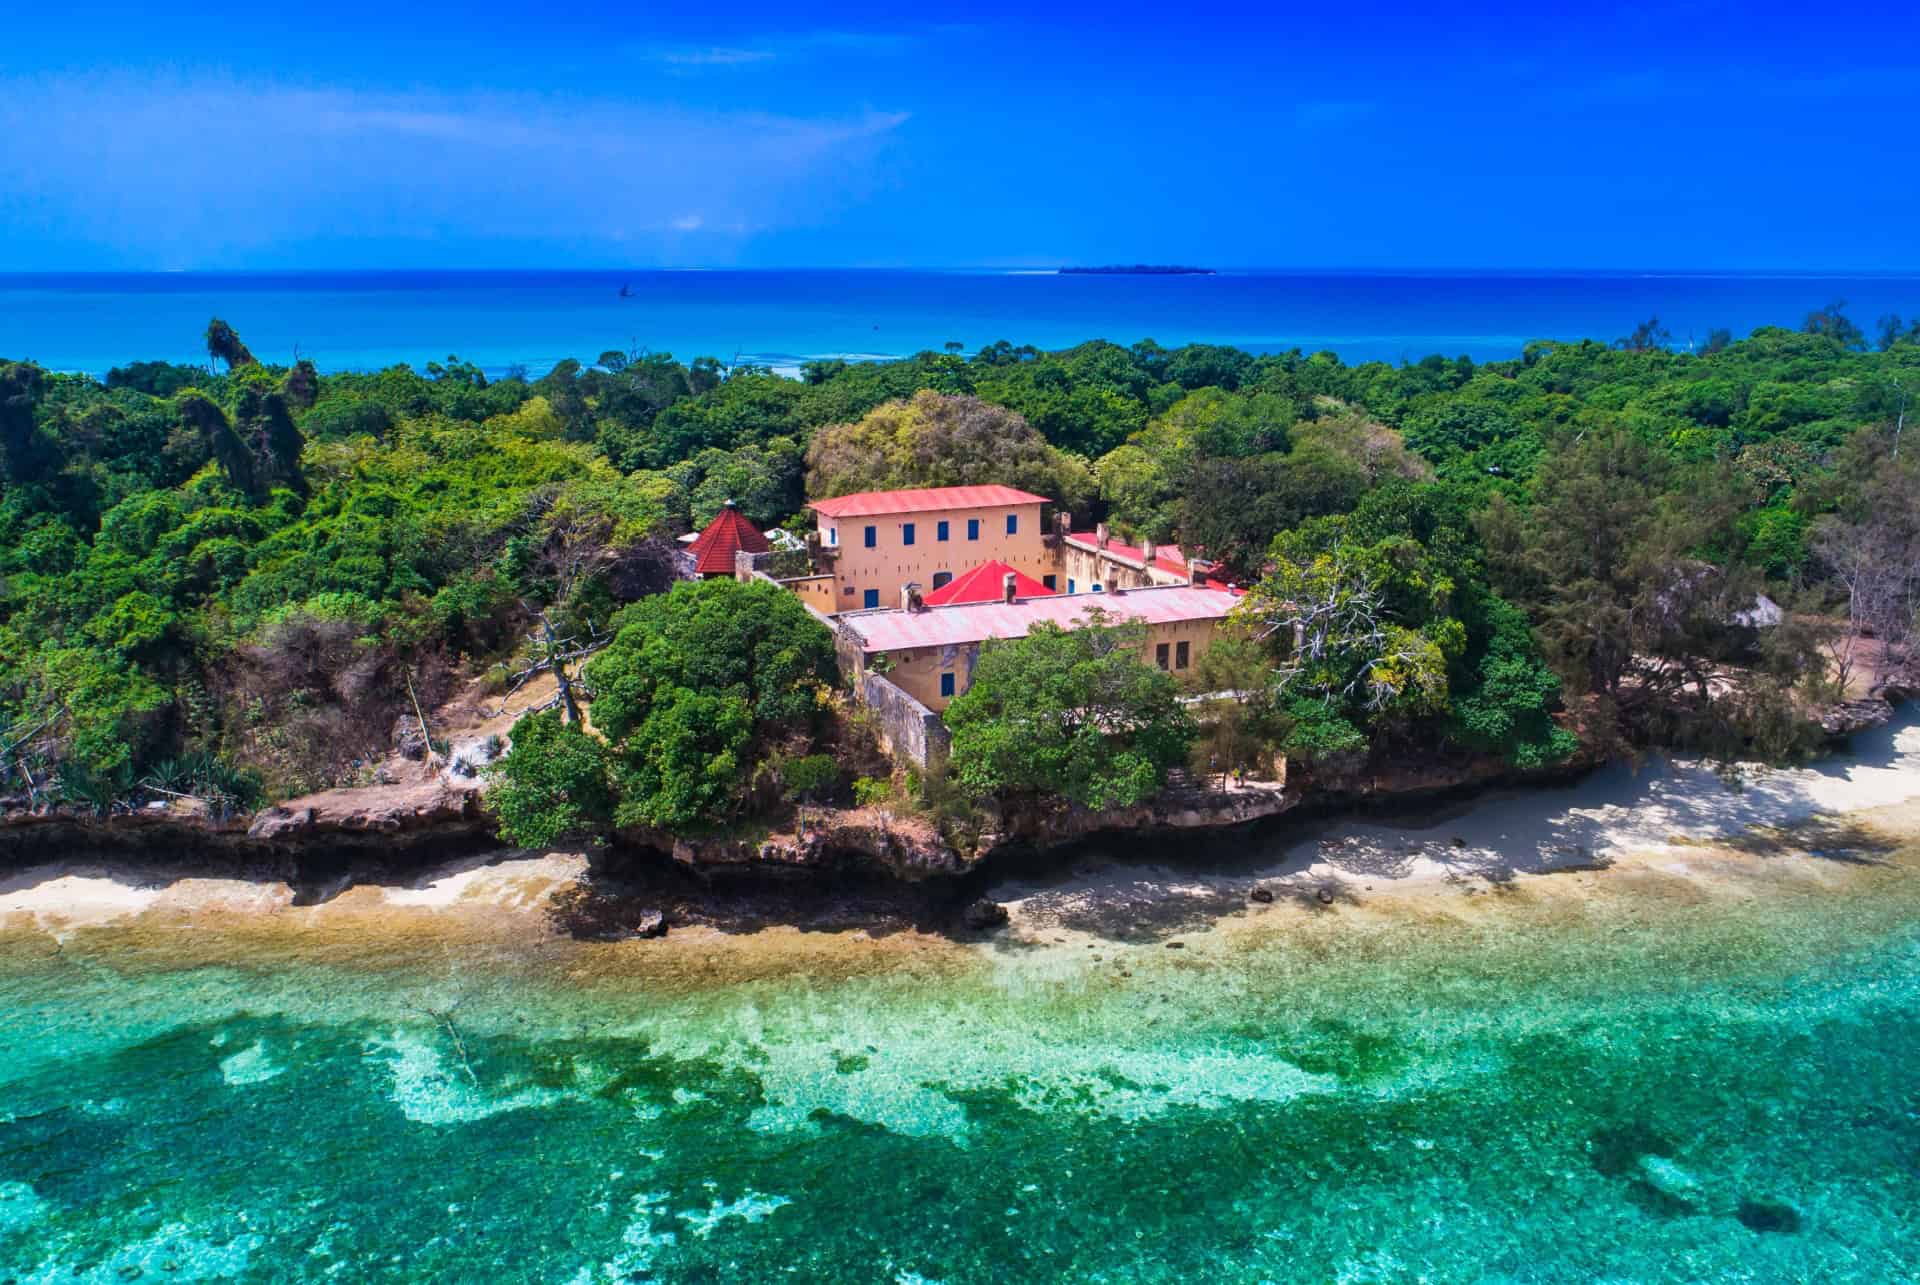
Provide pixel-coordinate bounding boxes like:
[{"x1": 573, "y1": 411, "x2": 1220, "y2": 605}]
[{"x1": 1, "y1": 694, "x2": 1904, "y2": 931}]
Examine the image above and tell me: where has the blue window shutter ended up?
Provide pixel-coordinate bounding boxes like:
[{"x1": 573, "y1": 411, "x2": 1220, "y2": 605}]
[
  {"x1": 863, "y1": 589, "x2": 879, "y2": 609},
  {"x1": 1006, "y1": 513, "x2": 1018, "y2": 535},
  {"x1": 864, "y1": 525, "x2": 876, "y2": 548},
  {"x1": 1068, "y1": 579, "x2": 1076, "y2": 593},
  {"x1": 903, "y1": 523, "x2": 915, "y2": 546},
  {"x1": 1043, "y1": 575, "x2": 1057, "y2": 590},
  {"x1": 940, "y1": 673, "x2": 955, "y2": 698},
  {"x1": 937, "y1": 520, "x2": 949, "y2": 541},
  {"x1": 967, "y1": 518, "x2": 980, "y2": 540}
]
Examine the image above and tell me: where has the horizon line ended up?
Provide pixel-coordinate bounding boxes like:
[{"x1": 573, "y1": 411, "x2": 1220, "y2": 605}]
[{"x1": 5, "y1": 265, "x2": 1920, "y2": 277}]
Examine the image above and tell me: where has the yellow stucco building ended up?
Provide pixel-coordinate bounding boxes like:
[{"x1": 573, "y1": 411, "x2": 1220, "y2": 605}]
[
  {"x1": 810, "y1": 485, "x2": 1054, "y2": 613},
  {"x1": 836, "y1": 583, "x2": 1241, "y2": 713}
]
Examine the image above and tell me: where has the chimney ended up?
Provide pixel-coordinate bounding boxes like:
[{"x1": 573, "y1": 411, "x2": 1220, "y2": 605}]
[
  {"x1": 1096, "y1": 522, "x2": 1110, "y2": 549},
  {"x1": 902, "y1": 582, "x2": 923, "y2": 611},
  {"x1": 1002, "y1": 572, "x2": 1018, "y2": 604},
  {"x1": 1055, "y1": 510, "x2": 1071, "y2": 537},
  {"x1": 1141, "y1": 538, "x2": 1157, "y2": 567}
]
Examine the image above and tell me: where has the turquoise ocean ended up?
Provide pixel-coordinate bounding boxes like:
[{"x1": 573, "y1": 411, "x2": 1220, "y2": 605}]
[
  {"x1": 4, "y1": 269, "x2": 1920, "y2": 377},
  {"x1": 4, "y1": 727, "x2": 1920, "y2": 1282}
]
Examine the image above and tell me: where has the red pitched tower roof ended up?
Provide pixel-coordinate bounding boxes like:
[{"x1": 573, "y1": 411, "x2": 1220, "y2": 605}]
[
  {"x1": 688, "y1": 501, "x2": 771, "y2": 576},
  {"x1": 922, "y1": 560, "x2": 1056, "y2": 606}
]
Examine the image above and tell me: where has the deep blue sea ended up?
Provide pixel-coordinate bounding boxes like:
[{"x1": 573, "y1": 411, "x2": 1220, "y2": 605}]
[{"x1": 3, "y1": 269, "x2": 1917, "y2": 377}]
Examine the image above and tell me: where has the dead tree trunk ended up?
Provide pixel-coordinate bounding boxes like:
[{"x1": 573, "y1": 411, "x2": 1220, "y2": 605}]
[{"x1": 540, "y1": 612, "x2": 585, "y2": 726}]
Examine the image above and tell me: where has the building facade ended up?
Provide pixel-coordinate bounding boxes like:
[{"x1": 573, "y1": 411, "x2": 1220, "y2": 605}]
[
  {"x1": 810, "y1": 485, "x2": 1052, "y2": 613},
  {"x1": 836, "y1": 584, "x2": 1241, "y2": 712}
]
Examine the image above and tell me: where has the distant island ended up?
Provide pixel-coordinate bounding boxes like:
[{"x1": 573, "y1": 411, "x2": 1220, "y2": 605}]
[{"x1": 1059, "y1": 264, "x2": 1216, "y2": 275}]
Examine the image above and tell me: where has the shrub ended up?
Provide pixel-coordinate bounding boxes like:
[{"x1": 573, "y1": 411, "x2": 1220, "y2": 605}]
[{"x1": 486, "y1": 712, "x2": 615, "y2": 847}]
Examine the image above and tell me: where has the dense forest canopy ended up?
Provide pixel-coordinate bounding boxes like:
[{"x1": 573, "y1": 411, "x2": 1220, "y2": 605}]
[{"x1": 2, "y1": 301, "x2": 1916, "y2": 820}]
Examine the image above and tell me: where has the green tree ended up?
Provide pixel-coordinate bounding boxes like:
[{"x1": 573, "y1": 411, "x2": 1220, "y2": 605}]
[
  {"x1": 1615, "y1": 316, "x2": 1672, "y2": 353},
  {"x1": 610, "y1": 687, "x2": 753, "y2": 829},
  {"x1": 486, "y1": 711, "x2": 615, "y2": 846},
  {"x1": 944, "y1": 614, "x2": 1196, "y2": 808},
  {"x1": 204, "y1": 318, "x2": 256, "y2": 371},
  {"x1": 1803, "y1": 299, "x2": 1867, "y2": 351},
  {"x1": 805, "y1": 390, "x2": 1093, "y2": 511},
  {"x1": 578, "y1": 579, "x2": 835, "y2": 828}
]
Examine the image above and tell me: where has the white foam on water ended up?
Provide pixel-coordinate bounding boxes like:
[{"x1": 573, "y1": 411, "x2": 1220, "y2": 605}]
[
  {"x1": 218, "y1": 1039, "x2": 286, "y2": 1087},
  {"x1": 363, "y1": 1029, "x2": 564, "y2": 1126},
  {"x1": 675, "y1": 1190, "x2": 792, "y2": 1239}
]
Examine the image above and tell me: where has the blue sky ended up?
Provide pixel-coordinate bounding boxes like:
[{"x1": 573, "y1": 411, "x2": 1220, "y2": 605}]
[{"x1": 2, "y1": 1, "x2": 1916, "y2": 270}]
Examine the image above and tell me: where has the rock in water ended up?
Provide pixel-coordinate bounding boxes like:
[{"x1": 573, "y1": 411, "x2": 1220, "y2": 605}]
[
  {"x1": 1736, "y1": 1198, "x2": 1802, "y2": 1234},
  {"x1": 1637, "y1": 1154, "x2": 1703, "y2": 1209},
  {"x1": 961, "y1": 898, "x2": 1009, "y2": 932}
]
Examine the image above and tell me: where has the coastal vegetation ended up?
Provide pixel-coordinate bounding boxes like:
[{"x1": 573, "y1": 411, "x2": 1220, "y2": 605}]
[
  {"x1": 944, "y1": 614, "x2": 1196, "y2": 809},
  {"x1": 2, "y1": 302, "x2": 1916, "y2": 833}
]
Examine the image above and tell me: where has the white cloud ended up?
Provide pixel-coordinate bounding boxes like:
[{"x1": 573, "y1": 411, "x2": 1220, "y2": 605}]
[
  {"x1": 653, "y1": 47, "x2": 775, "y2": 67},
  {"x1": 0, "y1": 73, "x2": 909, "y2": 267},
  {"x1": 638, "y1": 28, "x2": 922, "y2": 69}
]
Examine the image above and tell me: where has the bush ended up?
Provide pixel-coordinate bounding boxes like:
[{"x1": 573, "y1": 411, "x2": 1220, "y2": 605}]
[
  {"x1": 782, "y1": 753, "x2": 839, "y2": 801},
  {"x1": 944, "y1": 615, "x2": 1195, "y2": 808},
  {"x1": 486, "y1": 712, "x2": 614, "y2": 846}
]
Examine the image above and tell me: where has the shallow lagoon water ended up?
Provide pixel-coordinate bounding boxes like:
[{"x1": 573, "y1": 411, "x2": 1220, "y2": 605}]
[{"x1": 3, "y1": 779, "x2": 1920, "y2": 1279}]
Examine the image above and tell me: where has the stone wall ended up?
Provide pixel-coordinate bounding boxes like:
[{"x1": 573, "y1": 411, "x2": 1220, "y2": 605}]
[{"x1": 858, "y1": 672, "x2": 951, "y2": 772}]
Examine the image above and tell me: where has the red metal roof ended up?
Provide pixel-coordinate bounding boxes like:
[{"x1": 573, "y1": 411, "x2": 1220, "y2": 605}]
[
  {"x1": 841, "y1": 585, "x2": 1241, "y2": 653},
  {"x1": 1066, "y1": 532, "x2": 1237, "y2": 590},
  {"x1": 688, "y1": 503, "x2": 771, "y2": 575},
  {"x1": 922, "y1": 560, "x2": 1056, "y2": 606},
  {"x1": 809, "y1": 485, "x2": 1051, "y2": 519},
  {"x1": 1066, "y1": 531, "x2": 1195, "y2": 578}
]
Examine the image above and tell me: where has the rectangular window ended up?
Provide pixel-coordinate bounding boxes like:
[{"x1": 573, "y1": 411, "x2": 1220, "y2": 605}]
[
  {"x1": 967, "y1": 518, "x2": 980, "y2": 541},
  {"x1": 1155, "y1": 643, "x2": 1170, "y2": 670},
  {"x1": 1176, "y1": 641, "x2": 1190, "y2": 669},
  {"x1": 903, "y1": 522, "x2": 916, "y2": 546},
  {"x1": 1067, "y1": 579, "x2": 1076, "y2": 594},
  {"x1": 937, "y1": 520, "x2": 949, "y2": 542},
  {"x1": 1043, "y1": 575, "x2": 1057, "y2": 591},
  {"x1": 1092, "y1": 583, "x2": 1104, "y2": 593},
  {"x1": 863, "y1": 589, "x2": 880, "y2": 609},
  {"x1": 1006, "y1": 513, "x2": 1018, "y2": 535},
  {"x1": 864, "y1": 525, "x2": 877, "y2": 549},
  {"x1": 828, "y1": 526, "x2": 838, "y2": 546},
  {"x1": 940, "y1": 672, "x2": 955, "y2": 698}
]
